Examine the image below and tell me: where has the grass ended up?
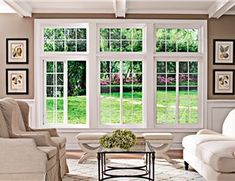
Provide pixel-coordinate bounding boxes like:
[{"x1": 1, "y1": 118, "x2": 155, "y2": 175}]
[{"x1": 46, "y1": 90, "x2": 198, "y2": 125}]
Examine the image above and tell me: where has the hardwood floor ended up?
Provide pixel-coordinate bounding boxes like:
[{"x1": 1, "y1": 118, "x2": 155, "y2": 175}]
[{"x1": 66, "y1": 150, "x2": 183, "y2": 160}]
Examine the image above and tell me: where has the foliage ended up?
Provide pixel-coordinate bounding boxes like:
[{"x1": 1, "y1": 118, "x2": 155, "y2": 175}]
[
  {"x1": 44, "y1": 27, "x2": 87, "y2": 52},
  {"x1": 100, "y1": 28, "x2": 142, "y2": 52},
  {"x1": 99, "y1": 129, "x2": 137, "y2": 150},
  {"x1": 156, "y1": 28, "x2": 198, "y2": 52}
]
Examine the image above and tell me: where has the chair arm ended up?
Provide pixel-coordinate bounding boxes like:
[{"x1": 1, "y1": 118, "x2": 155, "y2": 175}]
[
  {"x1": 197, "y1": 129, "x2": 220, "y2": 135},
  {"x1": 12, "y1": 131, "x2": 56, "y2": 146},
  {"x1": 30, "y1": 128, "x2": 59, "y2": 137},
  {"x1": 0, "y1": 138, "x2": 47, "y2": 173}
]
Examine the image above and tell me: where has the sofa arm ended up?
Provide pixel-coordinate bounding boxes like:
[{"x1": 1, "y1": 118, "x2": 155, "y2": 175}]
[
  {"x1": 197, "y1": 129, "x2": 220, "y2": 135},
  {"x1": 30, "y1": 128, "x2": 59, "y2": 137},
  {"x1": 0, "y1": 138, "x2": 47, "y2": 173},
  {"x1": 12, "y1": 131, "x2": 55, "y2": 146}
]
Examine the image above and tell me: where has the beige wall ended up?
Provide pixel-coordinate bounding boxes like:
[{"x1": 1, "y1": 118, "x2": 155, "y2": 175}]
[
  {"x1": 0, "y1": 13, "x2": 235, "y2": 99},
  {"x1": 0, "y1": 14, "x2": 34, "y2": 99},
  {"x1": 208, "y1": 15, "x2": 235, "y2": 99}
]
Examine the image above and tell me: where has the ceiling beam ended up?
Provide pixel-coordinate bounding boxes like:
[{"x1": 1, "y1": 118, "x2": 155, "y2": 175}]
[
  {"x1": 4, "y1": 0, "x2": 32, "y2": 17},
  {"x1": 208, "y1": 0, "x2": 235, "y2": 18},
  {"x1": 113, "y1": 0, "x2": 127, "y2": 18}
]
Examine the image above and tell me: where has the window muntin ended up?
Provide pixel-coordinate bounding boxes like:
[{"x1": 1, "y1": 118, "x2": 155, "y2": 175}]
[
  {"x1": 43, "y1": 27, "x2": 87, "y2": 52},
  {"x1": 156, "y1": 28, "x2": 199, "y2": 53},
  {"x1": 100, "y1": 60, "x2": 143, "y2": 125},
  {"x1": 100, "y1": 28, "x2": 143, "y2": 52},
  {"x1": 45, "y1": 60, "x2": 86, "y2": 126},
  {"x1": 156, "y1": 61, "x2": 198, "y2": 125}
]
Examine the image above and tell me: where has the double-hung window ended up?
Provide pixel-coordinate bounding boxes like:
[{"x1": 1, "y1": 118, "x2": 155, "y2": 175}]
[
  {"x1": 43, "y1": 25, "x2": 87, "y2": 127},
  {"x1": 98, "y1": 26, "x2": 145, "y2": 127}
]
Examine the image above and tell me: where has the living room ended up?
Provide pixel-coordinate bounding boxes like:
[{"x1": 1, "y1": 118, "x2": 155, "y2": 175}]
[{"x1": 0, "y1": 0, "x2": 235, "y2": 180}]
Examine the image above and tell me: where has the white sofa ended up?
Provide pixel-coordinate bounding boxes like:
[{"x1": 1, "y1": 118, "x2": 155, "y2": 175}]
[{"x1": 183, "y1": 109, "x2": 235, "y2": 181}]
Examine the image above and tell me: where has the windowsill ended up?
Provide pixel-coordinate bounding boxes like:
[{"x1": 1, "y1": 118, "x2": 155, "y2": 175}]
[{"x1": 52, "y1": 127, "x2": 202, "y2": 133}]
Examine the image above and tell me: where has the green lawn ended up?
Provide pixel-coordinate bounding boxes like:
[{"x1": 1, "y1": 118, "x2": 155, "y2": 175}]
[{"x1": 46, "y1": 90, "x2": 198, "y2": 125}]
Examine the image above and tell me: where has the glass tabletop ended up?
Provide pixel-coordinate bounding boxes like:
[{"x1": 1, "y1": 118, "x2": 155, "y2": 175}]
[{"x1": 98, "y1": 141, "x2": 155, "y2": 154}]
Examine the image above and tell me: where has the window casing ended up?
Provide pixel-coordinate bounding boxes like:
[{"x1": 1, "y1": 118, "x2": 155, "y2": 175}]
[{"x1": 35, "y1": 19, "x2": 207, "y2": 130}]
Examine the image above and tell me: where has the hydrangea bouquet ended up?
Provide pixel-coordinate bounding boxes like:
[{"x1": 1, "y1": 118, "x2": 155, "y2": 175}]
[{"x1": 99, "y1": 129, "x2": 137, "y2": 151}]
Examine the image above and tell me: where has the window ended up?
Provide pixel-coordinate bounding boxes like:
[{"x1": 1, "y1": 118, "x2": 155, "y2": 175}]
[
  {"x1": 156, "y1": 28, "x2": 198, "y2": 52},
  {"x1": 100, "y1": 28, "x2": 143, "y2": 52},
  {"x1": 100, "y1": 60, "x2": 143, "y2": 125},
  {"x1": 156, "y1": 61, "x2": 198, "y2": 125},
  {"x1": 44, "y1": 27, "x2": 87, "y2": 52},
  {"x1": 44, "y1": 60, "x2": 86, "y2": 126},
  {"x1": 36, "y1": 20, "x2": 206, "y2": 130},
  {"x1": 155, "y1": 26, "x2": 202, "y2": 127}
]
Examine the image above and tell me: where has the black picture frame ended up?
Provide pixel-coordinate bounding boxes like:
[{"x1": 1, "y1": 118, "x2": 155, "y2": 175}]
[
  {"x1": 213, "y1": 69, "x2": 234, "y2": 95},
  {"x1": 6, "y1": 38, "x2": 29, "y2": 64},
  {"x1": 213, "y1": 39, "x2": 235, "y2": 65},
  {"x1": 6, "y1": 68, "x2": 29, "y2": 95}
]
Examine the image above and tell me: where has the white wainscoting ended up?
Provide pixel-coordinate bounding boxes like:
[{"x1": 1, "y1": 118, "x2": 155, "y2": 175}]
[
  {"x1": 207, "y1": 100, "x2": 235, "y2": 133},
  {"x1": 25, "y1": 99, "x2": 235, "y2": 150}
]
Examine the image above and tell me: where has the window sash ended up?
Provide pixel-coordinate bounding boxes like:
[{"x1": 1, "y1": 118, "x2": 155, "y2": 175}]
[
  {"x1": 43, "y1": 59, "x2": 87, "y2": 127},
  {"x1": 99, "y1": 60, "x2": 143, "y2": 127}
]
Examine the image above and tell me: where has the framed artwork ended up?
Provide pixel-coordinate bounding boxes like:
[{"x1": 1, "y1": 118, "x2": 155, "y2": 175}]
[
  {"x1": 6, "y1": 69, "x2": 29, "y2": 94},
  {"x1": 213, "y1": 39, "x2": 234, "y2": 65},
  {"x1": 213, "y1": 69, "x2": 234, "y2": 95},
  {"x1": 6, "y1": 38, "x2": 28, "y2": 64}
]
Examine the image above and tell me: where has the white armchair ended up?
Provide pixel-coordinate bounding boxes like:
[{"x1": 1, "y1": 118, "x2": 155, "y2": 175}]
[{"x1": 182, "y1": 109, "x2": 235, "y2": 181}]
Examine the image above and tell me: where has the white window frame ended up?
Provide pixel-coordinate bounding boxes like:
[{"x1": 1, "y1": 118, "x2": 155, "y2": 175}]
[
  {"x1": 98, "y1": 58, "x2": 144, "y2": 128},
  {"x1": 154, "y1": 20, "x2": 207, "y2": 129},
  {"x1": 97, "y1": 24, "x2": 146, "y2": 128},
  {"x1": 34, "y1": 19, "x2": 207, "y2": 132}
]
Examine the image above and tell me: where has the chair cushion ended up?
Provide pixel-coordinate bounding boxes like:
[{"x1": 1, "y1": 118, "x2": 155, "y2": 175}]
[
  {"x1": 76, "y1": 133, "x2": 107, "y2": 140},
  {"x1": 142, "y1": 133, "x2": 173, "y2": 140},
  {"x1": 37, "y1": 146, "x2": 57, "y2": 159},
  {"x1": 0, "y1": 110, "x2": 9, "y2": 138},
  {"x1": 198, "y1": 141, "x2": 235, "y2": 173},
  {"x1": 182, "y1": 134, "x2": 235, "y2": 151},
  {"x1": 51, "y1": 137, "x2": 66, "y2": 149},
  {"x1": 0, "y1": 98, "x2": 26, "y2": 134}
]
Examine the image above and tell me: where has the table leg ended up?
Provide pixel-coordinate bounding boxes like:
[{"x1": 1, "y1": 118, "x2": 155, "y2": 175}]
[{"x1": 97, "y1": 153, "x2": 101, "y2": 181}]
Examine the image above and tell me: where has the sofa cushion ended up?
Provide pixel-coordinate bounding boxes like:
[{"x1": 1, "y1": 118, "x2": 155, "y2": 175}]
[
  {"x1": 51, "y1": 137, "x2": 66, "y2": 149},
  {"x1": 182, "y1": 134, "x2": 235, "y2": 151},
  {"x1": 37, "y1": 146, "x2": 57, "y2": 159},
  {"x1": 0, "y1": 110, "x2": 9, "y2": 138},
  {"x1": 198, "y1": 141, "x2": 235, "y2": 173}
]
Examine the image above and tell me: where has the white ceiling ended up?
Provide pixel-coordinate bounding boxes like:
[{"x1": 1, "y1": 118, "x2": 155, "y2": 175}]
[
  {"x1": 1, "y1": 0, "x2": 235, "y2": 18},
  {"x1": 0, "y1": 0, "x2": 15, "y2": 13}
]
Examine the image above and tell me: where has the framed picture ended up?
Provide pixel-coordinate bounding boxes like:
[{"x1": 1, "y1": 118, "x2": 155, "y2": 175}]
[
  {"x1": 6, "y1": 69, "x2": 29, "y2": 94},
  {"x1": 6, "y1": 38, "x2": 28, "y2": 64},
  {"x1": 213, "y1": 69, "x2": 234, "y2": 95},
  {"x1": 213, "y1": 39, "x2": 235, "y2": 65}
]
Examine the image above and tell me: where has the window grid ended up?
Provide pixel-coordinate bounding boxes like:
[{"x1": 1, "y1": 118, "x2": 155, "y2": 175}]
[
  {"x1": 100, "y1": 28, "x2": 143, "y2": 52},
  {"x1": 100, "y1": 60, "x2": 143, "y2": 125},
  {"x1": 44, "y1": 60, "x2": 87, "y2": 126},
  {"x1": 156, "y1": 61, "x2": 198, "y2": 125},
  {"x1": 45, "y1": 61, "x2": 64, "y2": 124},
  {"x1": 156, "y1": 28, "x2": 199, "y2": 53},
  {"x1": 44, "y1": 27, "x2": 87, "y2": 52}
]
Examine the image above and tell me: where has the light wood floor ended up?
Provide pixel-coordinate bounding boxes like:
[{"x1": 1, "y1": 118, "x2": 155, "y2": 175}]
[{"x1": 66, "y1": 150, "x2": 183, "y2": 160}]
